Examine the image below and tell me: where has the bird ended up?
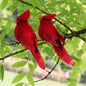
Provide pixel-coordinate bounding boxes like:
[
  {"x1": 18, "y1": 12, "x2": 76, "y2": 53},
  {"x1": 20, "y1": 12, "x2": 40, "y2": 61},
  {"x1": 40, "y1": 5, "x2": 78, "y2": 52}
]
[
  {"x1": 14, "y1": 10, "x2": 45, "y2": 69},
  {"x1": 38, "y1": 14, "x2": 75, "y2": 65}
]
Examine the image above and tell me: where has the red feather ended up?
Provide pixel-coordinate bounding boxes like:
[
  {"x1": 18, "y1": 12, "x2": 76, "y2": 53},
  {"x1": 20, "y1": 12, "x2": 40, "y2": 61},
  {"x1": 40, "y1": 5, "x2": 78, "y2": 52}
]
[
  {"x1": 38, "y1": 14, "x2": 75, "y2": 65},
  {"x1": 14, "y1": 10, "x2": 45, "y2": 69}
]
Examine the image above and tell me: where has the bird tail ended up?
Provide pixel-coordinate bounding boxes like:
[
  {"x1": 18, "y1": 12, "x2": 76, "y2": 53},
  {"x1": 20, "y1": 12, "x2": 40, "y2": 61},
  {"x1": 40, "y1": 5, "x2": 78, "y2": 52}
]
[
  {"x1": 53, "y1": 45, "x2": 75, "y2": 65},
  {"x1": 31, "y1": 50, "x2": 45, "y2": 70}
]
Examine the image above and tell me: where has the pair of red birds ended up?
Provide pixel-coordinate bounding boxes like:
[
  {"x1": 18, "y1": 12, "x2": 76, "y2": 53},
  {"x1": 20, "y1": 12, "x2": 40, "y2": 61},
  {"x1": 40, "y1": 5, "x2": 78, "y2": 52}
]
[{"x1": 14, "y1": 10, "x2": 75, "y2": 70}]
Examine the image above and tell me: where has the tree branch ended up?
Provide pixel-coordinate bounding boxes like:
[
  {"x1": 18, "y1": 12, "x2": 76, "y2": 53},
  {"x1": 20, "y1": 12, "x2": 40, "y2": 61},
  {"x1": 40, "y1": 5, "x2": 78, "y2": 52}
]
[
  {"x1": 16, "y1": 0, "x2": 86, "y2": 42},
  {"x1": 7, "y1": 41, "x2": 20, "y2": 45},
  {"x1": 7, "y1": 28, "x2": 86, "y2": 47},
  {"x1": 0, "y1": 42, "x2": 47, "y2": 60},
  {"x1": 34, "y1": 57, "x2": 60, "y2": 82},
  {"x1": 64, "y1": 29, "x2": 86, "y2": 42},
  {"x1": 0, "y1": 48, "x2": 27, "y2": 60},
  {"x1": 17, "y1": 0, "x2": 73, "y2": 32}
]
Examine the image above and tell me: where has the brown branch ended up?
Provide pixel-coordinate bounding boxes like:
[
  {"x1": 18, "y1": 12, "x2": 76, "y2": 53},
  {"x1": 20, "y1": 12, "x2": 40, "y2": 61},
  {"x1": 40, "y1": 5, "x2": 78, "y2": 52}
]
[
  {"x1": 7, "y1": 28, "x2": 86, "y2": 47},
  {"x1": 15, "y1": 0, "x2": 86, "y2": 42},
  {"x1": 0, "y1": 42, "x2": 47, "y2": 60},
  {"x1": 64, "y1": 29, "x2": 86, "y2": 42},
  {"x1": 18, "y1": 0, "x2": 49, "y2": 15},
  {"x1": 34, "y1": 57, "x2": 60, "y2": 82},
  {"x1": 38, "y1": 41, "x2": 47, "y2": 45},
  {"x1": 54, "y1": 18, "x2": 73, "y2": 32},
  {"x1": 7, "y1": 42, "x2": 20, "y2": 45},
  {"x1": 77, "y1": 36, "x2": 86, "y2": 42},
  {"x1": 7, "y1": 28, "x2": 86, "y2": 46},
  {"x1": 74, "y1": 28, "x2": 86, "y2": 35},
  {"x1": 17, "y1": 0, "x2": 73, "y2": 32},
  {"x1": 0, "y1": 48, "x2": 27, "y2": 60},
  {"x1": 8, "y1": 40, "x2": 45, "y2": 45}
]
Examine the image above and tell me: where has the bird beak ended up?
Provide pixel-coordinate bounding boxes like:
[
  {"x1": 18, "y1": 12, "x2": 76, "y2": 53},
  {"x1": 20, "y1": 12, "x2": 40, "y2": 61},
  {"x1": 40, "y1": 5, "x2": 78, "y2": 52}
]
[
  {"x1": 15, "y1": 20, "x2": 18, "y2": 23},
  {"x1": 39, "y1": 17, "x2": 42, "y2": 20}
]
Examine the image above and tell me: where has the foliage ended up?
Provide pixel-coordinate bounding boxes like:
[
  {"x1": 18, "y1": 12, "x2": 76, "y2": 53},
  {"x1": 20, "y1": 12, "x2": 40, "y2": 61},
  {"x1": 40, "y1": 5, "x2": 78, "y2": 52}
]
[{"x1": 0, "y1": 0, "x2": 86, "y2": 86}]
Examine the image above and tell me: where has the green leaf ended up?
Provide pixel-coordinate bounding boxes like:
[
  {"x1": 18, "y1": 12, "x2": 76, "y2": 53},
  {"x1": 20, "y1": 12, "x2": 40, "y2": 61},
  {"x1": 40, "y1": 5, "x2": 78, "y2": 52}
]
[
  {"x1": 71, "y1": 56, "x2": 79, "y2": 62},
  {"x1": 11, "y1": 61, "x2": 27, "y2": 68},
  {"x1": 27, "y1": 73, "x2": 34, "y2": 86},
  {"x1": 62, "y1": 65, "x2": 73, "y2": 70},
  {"x1": 82, "y1": 43, "x2": 86, "y2": 53},
  {"x1": 29, "y1": 54, "x2": 36, "y2": 63},
  {"x1": 72, "y1": 37, "x2": 80, "y2": 52},
  {"x1": 15, "y1": 51, "x2": 28, "y2": 58},
  {"x1": 0, "y1": 47, "x2": 5, "y2": 57},
  {"x1": 0, "y1": 31, "x2": 7, "y2": 39},
  {"x1": 29, "y1": 63, "x2": 37, "y2": 74},
  {"x1": 80, "y1": 60, "x2": 86, "y2": 74},
  {"x1": 0, "y1": 0, "x2": 9, "y2": 10},
  {"x1": 76, "y1": 50, "x2": 83, "y2": 58},
  {"x1": 17, "y1": 44, "x2": 25, "y2": 49},
  {"x1": 65, "y1": 39, "x2": 73, "y2": 54},
  {"x1": 1, "y1": 40, "x2": 7, "y2": 47},
  {"x1": 6, "y1": 21, "x2": 11, "y2": 29},
  {"x1": 10, "y1": 1, "x2": 19, "y2": 12},
  {"x1": 80, "y1": 33, "x2": 86, "y2": 38},
  {"x1": 0, "y1": 64, "x2": 4, "y2": 81},
  {"x1": 15, "y1": 82, "x2": 24, "y2": 86},
  {"x1": 25, "y1": 83, "x2": 28, "y2": 86},
  {"x1": 12, "y1": 72, "x2": 25, "y2": 84},
  {"x1": 68, "y1": 81, "x2": 77, "y2": 86},
  {"x1": 5, "y1": 45, "x2": 13, "y2": 54},
  {"x1": 45, "y1": 47, "x2": 54, "y2": 56},
  {"x1": 0, "y1": 19, "x2": 2, "y2": 26},
  {"x1": 47, "y1": 42, "x2": 53, "y2": 48},
  {"x1": 70, "y1": 70, "x2": 79, "y2": 78},
  {"x1": 47, "y1": 1, "x2": 58, "y2": 6},
  {"x1": 8, "y1": 28, "x2": 14, "y2": 37},
  {"x1": 29, "y1": 64, "x2": 34, "y2": 75},
  {"x1": 62, "y1": 78, "x2": 76, "y2": 83}
]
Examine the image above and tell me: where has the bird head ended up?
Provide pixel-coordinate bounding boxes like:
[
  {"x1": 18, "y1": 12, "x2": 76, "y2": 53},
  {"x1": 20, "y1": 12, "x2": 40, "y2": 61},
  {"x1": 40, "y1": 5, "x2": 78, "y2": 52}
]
[
  {"x1": 15, "y1": 10, "x2": 30, "y2": 23},
  {"x1": 39, "y1": 14, "x2": 56, "y2": 21}
]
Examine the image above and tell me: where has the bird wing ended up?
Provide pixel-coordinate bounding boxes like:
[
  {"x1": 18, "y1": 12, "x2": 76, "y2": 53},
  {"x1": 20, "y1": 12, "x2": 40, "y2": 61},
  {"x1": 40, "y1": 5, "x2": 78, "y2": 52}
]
[{"x1": 18, "y1": 25, "x2": 38, "y2": 52}]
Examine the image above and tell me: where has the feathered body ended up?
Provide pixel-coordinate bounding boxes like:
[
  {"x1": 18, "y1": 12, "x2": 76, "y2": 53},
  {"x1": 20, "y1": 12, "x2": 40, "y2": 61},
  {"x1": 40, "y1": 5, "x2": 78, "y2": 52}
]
[
  {"x1": 14, "y1": 10, "x2": 45, "y2": 69},
  {"x1": 38, "y1": 14, "x2": 75, "y2": 65}
]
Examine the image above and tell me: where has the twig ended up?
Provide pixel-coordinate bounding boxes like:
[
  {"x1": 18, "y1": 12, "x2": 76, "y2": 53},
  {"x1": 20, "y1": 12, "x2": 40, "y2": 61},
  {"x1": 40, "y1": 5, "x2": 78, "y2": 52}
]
[
  {"x1": 0, "y1": 48, "x2": 27, "y2": 60},
  {"x1": 0, "y1": 42, "x2": 47, "y2": 60},
  {"x1": 77, "y1": 36, "x2": 86, "y2": 42},
  {"x1": 34, "y1": 57, "x2": 60, "y2": 82},
  {"x1": 18, "y1": 0, "x2": 48, "y2": 15},
  {"x1": 38, "y1": 41, "x2": 47, "y2": 45},
  {"x1": 17, "y1": 0, "x2": 73, "y2": 32},
  {"x1": 7, "y1": 42, "x2": 20, "y2": 45},
  {"x1": 7, "y1": 28, "x2": 86, "y2": 46},
  {"x1": 16, "y1": 0, "x2": 86, "y2": 42},
  {"x1": 64, "y1": 29, "x2": 86, "y2": 42},
  {"x1": 54, "y1": 18, "x2": 73, "y2": 32}
]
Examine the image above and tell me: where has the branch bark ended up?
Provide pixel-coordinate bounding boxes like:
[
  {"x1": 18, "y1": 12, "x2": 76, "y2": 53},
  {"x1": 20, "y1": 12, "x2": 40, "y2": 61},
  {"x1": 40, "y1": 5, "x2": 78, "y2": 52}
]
[
  {"x1": 0, "y1": 0, "x2": 85, "y2": 85},
  {"x1": 17, "y1": 0, "x2": 73, "y2": 32},
  {"x1": 64, "y1": 29, "x2": 86, "y2": 42},
  {"x1": 15, "y1": 0, "x2": 86, "y2": 42},
  {"x1": 17, "y1": 0, "x2": 86, "y2": 42},
  {"x1": 0, "y1": 49, "x2": 27, "y2": 60},
  {"x1": 0, "y1": 42, "x2": 47, "y2": 60},
  {"x1": 34, "y1": 57, "x2": 60, "y2": 82}
]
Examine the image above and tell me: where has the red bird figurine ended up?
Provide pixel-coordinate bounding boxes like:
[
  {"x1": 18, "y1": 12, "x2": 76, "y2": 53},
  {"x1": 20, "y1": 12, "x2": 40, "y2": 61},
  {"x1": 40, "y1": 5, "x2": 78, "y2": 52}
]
[
  {"x1": 14, "y1": 10, "x2": 45, "y2": 69},
  {"x1": 38, "y1": 14, "x2": 75, "y2": 65}
]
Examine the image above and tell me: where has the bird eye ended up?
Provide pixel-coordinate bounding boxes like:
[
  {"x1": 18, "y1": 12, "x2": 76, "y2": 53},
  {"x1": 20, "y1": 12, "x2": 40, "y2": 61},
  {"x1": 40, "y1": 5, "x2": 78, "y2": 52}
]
[
  {"x1": 17, "y1": 23, "x2": 19, "y2": 25},
  {"x1": 43, "y1": 18, "x2": 46, "y2": 20},
  {"x1": 40, "y1": 20, "x2": 42, "y2": 24}
]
